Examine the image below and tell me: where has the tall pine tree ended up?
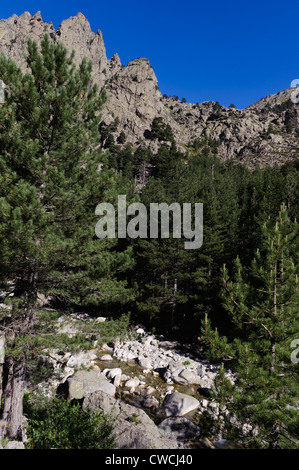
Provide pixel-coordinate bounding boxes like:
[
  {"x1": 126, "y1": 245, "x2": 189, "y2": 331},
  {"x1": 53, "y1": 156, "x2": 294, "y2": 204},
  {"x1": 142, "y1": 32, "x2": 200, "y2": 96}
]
[
  {"x1": 0, "y1": 36, "x2": 133, "y2": 439},
  {"x1": 202, "y1": 204, "x2": 299, "y2": 448}
]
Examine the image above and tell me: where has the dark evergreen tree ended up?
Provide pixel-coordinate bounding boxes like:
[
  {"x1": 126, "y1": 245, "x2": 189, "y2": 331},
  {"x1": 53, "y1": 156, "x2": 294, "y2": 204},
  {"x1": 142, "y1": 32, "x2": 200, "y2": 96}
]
[
  {"x1": 132, "y1": 147, "x2": 209, "y2": 336},
  {"x1": 150, "y1": 117, "x2": 174, "y2": 142},
  {"x1": 0, "y1": 36, "x2": 134, "y2": 439}
]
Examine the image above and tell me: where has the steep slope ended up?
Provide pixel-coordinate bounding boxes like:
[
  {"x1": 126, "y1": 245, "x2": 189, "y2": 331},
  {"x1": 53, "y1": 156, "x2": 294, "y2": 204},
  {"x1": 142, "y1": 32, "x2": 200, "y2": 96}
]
[
  {"x1": 0, "y1": 11, "x2": 298, "y2": 168},
  {"x1": 162, "y1": 89, "x2": 299, "y2": 167}
]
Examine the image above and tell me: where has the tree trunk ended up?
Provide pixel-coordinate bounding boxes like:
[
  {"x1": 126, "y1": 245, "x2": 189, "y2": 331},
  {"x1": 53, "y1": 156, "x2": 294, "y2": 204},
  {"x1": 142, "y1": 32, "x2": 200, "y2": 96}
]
[
  {"x1": 271, "y1": 260, "x2": 278, "y2": 373},
  {"x1": 0, "y1": 355, "x2": 25, "y2": 439},
  {"x1": 0, "y1": 334, "x2": 5, "y2": 407},
  {"x1": 170, "y1": 278, "x2": 178, "y2": 329},
  {"x1": 269, "y1": 422, "x2": 280, "y2": 449},
  {"x1": 0, "y1": 270, "x2": 37, "y2": 440}
]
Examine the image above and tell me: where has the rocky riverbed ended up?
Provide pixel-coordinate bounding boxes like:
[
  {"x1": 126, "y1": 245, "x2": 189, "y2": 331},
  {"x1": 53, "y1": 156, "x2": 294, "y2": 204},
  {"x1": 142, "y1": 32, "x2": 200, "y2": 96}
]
[{"x1": 24, "y1": 313, "x2": 238, "y2": 449}]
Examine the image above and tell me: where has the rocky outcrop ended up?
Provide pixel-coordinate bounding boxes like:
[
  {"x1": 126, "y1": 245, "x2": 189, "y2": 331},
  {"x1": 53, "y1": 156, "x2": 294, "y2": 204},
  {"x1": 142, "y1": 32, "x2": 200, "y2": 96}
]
[
  {"x1": 2, "y1": 440, "x2": 25, "y2": 449},
  {"x1": 82, "y1": 390, "x2": 181, "y2": 449},
  {"x1": 162, "y1": 92, "x2": 299, "y2": 167},
  {"x1": 1, "y1": 11, "x2": 298, "y2": 168},
  {"x1": 0, "y1": 11, "x2": 108, "y2": 85},
  {"x1": 66, "y1": 369, "x2": 116, "y2": 400},
  {"x1": 101, "y1": 57, "x2": 177, "y2": 146}
]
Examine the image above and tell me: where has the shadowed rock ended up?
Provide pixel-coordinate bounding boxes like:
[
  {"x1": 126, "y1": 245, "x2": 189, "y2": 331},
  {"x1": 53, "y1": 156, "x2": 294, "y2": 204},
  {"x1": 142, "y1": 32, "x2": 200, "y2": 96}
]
[{"x1": 158, "y1": 417, "x2": 201, "y2": 441}]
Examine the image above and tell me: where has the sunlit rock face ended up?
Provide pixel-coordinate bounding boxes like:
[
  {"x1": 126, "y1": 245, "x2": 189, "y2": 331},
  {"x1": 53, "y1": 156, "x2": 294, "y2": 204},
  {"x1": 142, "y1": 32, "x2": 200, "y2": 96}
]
[{"x1": 1, "y1": 11, "x2": 298, "y2": 168}]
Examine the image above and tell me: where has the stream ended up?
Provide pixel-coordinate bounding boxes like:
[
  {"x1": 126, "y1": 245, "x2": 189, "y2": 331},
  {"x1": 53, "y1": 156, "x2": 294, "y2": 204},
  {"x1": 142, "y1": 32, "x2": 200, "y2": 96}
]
[{"x1": 96, "y1": 349, "x2": 235, "y2": 448}]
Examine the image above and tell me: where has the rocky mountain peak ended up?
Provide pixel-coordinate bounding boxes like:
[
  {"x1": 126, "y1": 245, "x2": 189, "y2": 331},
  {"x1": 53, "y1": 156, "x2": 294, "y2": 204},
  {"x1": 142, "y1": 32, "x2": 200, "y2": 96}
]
[{"x1": 0, "y1": 11, "x2": 298, "y2": 168}]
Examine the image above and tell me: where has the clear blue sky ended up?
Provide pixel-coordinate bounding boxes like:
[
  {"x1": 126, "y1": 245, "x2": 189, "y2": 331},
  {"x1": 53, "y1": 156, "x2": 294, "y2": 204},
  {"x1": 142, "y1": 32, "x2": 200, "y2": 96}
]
[{"x1": 1, "y1": 0, "x2": 298, "y2": 108}]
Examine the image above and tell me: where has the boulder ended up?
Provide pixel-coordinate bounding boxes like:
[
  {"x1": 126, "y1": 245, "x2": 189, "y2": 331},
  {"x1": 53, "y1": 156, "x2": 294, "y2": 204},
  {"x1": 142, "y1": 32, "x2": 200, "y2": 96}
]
[
  {"x1": 136, "y1": 328, "x2": 145, "y2": 335},
  {"x1": 107, "y1": 368, "x2": 122, "y2": 380},
  {"x1": 124, "y1": 377, "x2": 140, "y2": 392},
  {"x1": 161, "y1": 392, "x2": 200, "y2": 417},
  {"x1": 82, "y1": 390, "x2": 180, "y2": 449},
  {"x1": 137, "y1": 356, "x2": 153, "y2": 370},
  {"x1": 197, "y1": 364, "x2": 206, "y2": 377},
  {"x1": 100, "y1": 354, "x2": 113, "y2": 361},
  {"x1": 158, "y1": 417, "x2": 201, "y2": 441},
  {"x1": 95, "y1": 316, "x2": 106, "y2": 322},
  {"x1": 172, "y1": 368, "x2": 201, "y2": 385},
  {"x1": 3, "y1": 441, "x2": 25, "y2": 449},
  {"x1": 113, "y1": 374, "x2": 121, "y2": 387},
  {"x1": 66, "y1": 351, "x2": 93, "y2": 368},
  {"x1": 67, "y1": 369, "x2": 115, "y2": 400},
  {"x1": 143, "y1": 396, "x2": 159, "y2": 408}
]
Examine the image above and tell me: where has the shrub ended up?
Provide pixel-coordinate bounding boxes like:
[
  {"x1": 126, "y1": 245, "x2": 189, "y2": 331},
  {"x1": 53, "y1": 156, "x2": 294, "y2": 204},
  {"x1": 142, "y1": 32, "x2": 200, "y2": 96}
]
[{"x1": 25, "y1": 396, "x2": 116, "y2": 449}]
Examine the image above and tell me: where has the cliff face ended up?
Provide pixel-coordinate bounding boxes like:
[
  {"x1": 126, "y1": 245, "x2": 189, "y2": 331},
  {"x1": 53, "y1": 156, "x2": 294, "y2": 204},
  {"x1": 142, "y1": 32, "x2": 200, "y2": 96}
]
[
  {"x1": 1, "y1": 11, "x2": 298, "y2": 168},
  {"x1": 0, "y1": 12, "x2": 108, "y2": 84}
]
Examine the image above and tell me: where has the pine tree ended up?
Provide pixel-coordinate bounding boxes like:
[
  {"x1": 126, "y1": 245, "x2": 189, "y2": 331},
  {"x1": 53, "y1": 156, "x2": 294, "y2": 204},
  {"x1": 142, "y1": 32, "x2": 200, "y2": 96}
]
[
  {"x1": 202, "y1": 204, "x2": 299, "y2": 448},
  {"x1": 0, "y1": 36, "x2": 134, "y2": 439}
]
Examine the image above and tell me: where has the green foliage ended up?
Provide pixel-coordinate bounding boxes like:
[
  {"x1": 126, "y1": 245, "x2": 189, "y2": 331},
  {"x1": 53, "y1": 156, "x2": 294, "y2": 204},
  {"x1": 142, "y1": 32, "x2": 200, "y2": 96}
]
[
  {"x1": 272, "y1": 99, "x2": 294, "y2": 114},
  {"x1": 0, "y1": 35, "x2": 134, "y2": 313},
  {"x1": 127, "y1": 412, "x2": 142, "y2": 424},
  {"x1": 202, "y1": 205, "x2": 299, "y2": 448},
  {"x1": 150, "y1": 117, "x2": 174, "y2": 142},
  {"x1": 1, "y1": 30, "x2": 299, "y2": 448},
  {"x1": 117, "y1": 131, "x2": 126, "y2": 144},
  {"x1": 12, "y1": 312, "x2": 133, "y2": 370},
  {"x1": 188, "y1": 137, "x2": 219, "y2": 156},
  {"x1": 0, "y1": 36, "x2": 136, "y2": 438},
  {"x1": 24, "y1": 396, "x2": 116, "y2": 449},
  {"x1": 266, "y1": 123, "x2": 274, "y2": 135},
  {"x1": 213, "y1": 101, "x2": 222, "y2": 112}
]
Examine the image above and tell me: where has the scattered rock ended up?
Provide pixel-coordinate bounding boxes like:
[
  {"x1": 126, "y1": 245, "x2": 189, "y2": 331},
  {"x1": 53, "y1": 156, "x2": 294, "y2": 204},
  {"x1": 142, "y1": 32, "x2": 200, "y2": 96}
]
[{"x1": 66, "y1": 351, "x2": 95, "y2": 368}]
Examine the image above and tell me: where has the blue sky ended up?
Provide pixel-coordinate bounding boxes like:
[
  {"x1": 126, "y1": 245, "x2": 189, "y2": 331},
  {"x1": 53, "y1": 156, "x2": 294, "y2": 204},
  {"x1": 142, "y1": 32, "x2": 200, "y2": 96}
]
[{"x1": 1, "y1": 1, "x2": 298, "y2": 108}]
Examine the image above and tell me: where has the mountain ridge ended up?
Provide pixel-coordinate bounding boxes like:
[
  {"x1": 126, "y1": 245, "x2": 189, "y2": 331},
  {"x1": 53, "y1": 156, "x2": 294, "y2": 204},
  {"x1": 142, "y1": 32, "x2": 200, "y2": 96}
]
[{"x1": 1, "y1": 11, "x2": 298, "y2": 168}]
